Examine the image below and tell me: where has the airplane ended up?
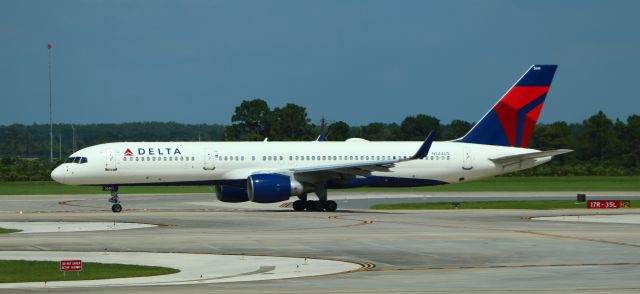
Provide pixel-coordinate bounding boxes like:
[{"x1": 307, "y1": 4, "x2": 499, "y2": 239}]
[{"x1": 51, "y1": 64, "x2": 571, "y2": 213}]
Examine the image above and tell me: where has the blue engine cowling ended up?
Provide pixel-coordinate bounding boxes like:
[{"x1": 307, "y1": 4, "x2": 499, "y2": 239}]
[
  {"x1": 247, "y1": 173, "x2": 304, "y2": 203},
  {"x1": 215, "y1": 185, "x2": 249, "y2": 203}
]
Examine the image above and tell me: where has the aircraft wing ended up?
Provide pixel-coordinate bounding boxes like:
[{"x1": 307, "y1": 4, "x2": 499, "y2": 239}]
[
  {"x1": 265, "y1": 131, "x2": 435, "y2": 177},
  {"x1": 489, "y1": 149, "x2": 573, "y2": 166}
]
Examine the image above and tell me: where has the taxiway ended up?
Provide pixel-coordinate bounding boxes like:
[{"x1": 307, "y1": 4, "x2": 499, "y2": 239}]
[{"x1": 0, "y1": 192, "x2": 639, "y2": 293}]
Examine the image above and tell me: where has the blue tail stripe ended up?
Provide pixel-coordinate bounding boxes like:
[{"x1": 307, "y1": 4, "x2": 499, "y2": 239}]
[{"x1": 516, "y1": 65, "x2": 558, "y2": 86}]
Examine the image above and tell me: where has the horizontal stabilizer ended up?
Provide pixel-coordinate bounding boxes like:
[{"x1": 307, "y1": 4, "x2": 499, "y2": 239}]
[{"x1": 489, "y1": 149, "x2": 572, "y2": 165}]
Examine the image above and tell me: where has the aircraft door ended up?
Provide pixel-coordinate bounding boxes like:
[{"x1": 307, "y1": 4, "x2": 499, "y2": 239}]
[
  {"x1": 203, "y1": 150, "x2": 217, "y2": 170},
  {"x1": 462, "y1": 148, "x2": 473, "y2": 170},
  {"x1": 105, "y1": 152, "x2": 118, "y2": 171}
]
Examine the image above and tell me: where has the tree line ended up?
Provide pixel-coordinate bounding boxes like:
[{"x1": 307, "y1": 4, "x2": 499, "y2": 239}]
[{"x1": 1, "y1": 99, "x2": 638, "y2": 180}]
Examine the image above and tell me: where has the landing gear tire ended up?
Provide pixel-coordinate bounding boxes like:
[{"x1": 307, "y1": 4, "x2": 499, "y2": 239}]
[
  {"x1": 292, "y1": 200, "x2": 306, "y2": 211},
  {"x1": 325, "y1": 200, "x2": 337, "y2": 212},
  {"x1": 111, "y1": 203, "x2": 122, "y2": 213},
  {"x1": 305, "y1": 200, "x2": 315, "y2": 211},
  {"x1": 311, "y1": 201, "x2": 325, "y2": 212}
]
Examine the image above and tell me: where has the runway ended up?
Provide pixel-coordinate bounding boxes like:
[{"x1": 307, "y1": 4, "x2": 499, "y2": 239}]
[{"x1": 0, "y1": 192, "x2": 639, "y2": 293}]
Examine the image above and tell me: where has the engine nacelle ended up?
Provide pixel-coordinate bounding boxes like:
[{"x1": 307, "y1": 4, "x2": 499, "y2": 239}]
[
  {"x1": 247, "y1": 173, "x2": 304, "y2": 203},
  {"x1": 215, "y1": 185, "x2": 249, "y2": 203}
]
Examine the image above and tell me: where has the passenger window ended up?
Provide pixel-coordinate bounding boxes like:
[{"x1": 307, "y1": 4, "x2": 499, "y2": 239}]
[
  {"x1": 136, "y1": 157, "x2": 139, "y2": 161},
  {"x1": 123, "y1": 157, "x2": 127, "y2": 162},
  {"x1": 252, "y1": 156, "x2": 255, "y2": 160},
  {"x1": 241, "y1": 156, "x2": 244, "y2": 161},
  {"x1": 164, "y1": 157, "x2": 167, "y2": 161},
  {"x1": 279, "y1": 156, "x2": 283, "y2": 161},
  {"x1": 262, "y1": 156, "x2": 266, "y2": 161},
  {"x1": 306, "y1": 156, "x2": 310, "y2": 160},
  {"x1": 169, "y1": 157, "x2": 172, "y2": 161},
  {"x1": 235, "y1": 156, "x2": 239, "y2": 161},
  {"x1": 295, "y1": 156, "x2": 299, "y2": 160},
  {"x1": 447, "y1": 156, "x2": 450, "y2": 160},
  {"x1": 322, "y1": 156, "x2": 326, "y2": 160}
]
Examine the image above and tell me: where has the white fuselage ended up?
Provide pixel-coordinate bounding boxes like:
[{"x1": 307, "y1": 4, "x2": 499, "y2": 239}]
[{"x1": 51, "y1": 140, "x2": 549, "y2": 188}]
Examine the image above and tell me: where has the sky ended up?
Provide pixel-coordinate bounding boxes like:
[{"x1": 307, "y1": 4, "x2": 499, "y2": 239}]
[{"x1": 1, "y1": 0, "x2": 639, "y2": 126}]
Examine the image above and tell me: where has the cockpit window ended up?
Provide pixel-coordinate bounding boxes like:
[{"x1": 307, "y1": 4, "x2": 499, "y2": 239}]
[{"x1": 65, "y1": 156, "x2": 88, "y2": 164}]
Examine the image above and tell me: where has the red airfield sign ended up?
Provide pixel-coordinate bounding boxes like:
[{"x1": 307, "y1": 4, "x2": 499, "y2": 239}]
[
  {"x1": 60, "y1": 260, "x2": 82, "y2": 271},
  {"x1": 587, "y1": 200, "x2": 620, "y2": 209}
]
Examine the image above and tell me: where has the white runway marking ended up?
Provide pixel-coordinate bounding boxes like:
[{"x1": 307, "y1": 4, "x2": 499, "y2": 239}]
[
  {"x1": 0, "y1": 222, "x2": 156, "y2": 233},
  {"x1": 533, "y1": 214, "x2": 640, "y2": 224},
  {"x1": 0, "y1": 251, "x2": 362, "y2": 289}
]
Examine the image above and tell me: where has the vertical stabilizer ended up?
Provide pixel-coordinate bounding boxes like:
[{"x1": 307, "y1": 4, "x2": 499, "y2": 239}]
[{"x1": 456, "y1": 65, "x2": 557, "y2": 148}]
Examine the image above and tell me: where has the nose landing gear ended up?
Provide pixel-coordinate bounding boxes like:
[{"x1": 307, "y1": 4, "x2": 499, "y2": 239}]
[{"x1": 104, "y1": 185, "x2": 122, "y2": 213}]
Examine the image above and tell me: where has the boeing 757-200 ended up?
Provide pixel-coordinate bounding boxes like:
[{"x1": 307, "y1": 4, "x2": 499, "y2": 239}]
[{"x1": 51, "y1": 65, "x2": 571, "y2": 213}]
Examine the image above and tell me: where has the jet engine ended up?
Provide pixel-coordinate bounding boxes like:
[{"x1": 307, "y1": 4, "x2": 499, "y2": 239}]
[
  {"x1": 215, "y1": 185, "x2": 249, "y2": 203},
  {"x1": 247, "y1": 173, "x2": 304, "y2": 203}
]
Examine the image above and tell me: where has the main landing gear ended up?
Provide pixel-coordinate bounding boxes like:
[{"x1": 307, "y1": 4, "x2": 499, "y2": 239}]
[
  {"x1": 291, "y1": 188, "x2": 338, "y2": 212},
  {"x1": 105, "y1": 185, "x2": 122, "y2": 213}
]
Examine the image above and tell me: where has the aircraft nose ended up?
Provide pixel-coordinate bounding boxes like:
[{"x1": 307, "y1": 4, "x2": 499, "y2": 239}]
[{"x1": 51, "y1": 166, "x2": 66, "y2": 184}]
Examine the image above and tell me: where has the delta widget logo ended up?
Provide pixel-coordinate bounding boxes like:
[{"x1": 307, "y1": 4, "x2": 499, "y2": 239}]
[{"x1": 124, "y1": 148, "x2": 134, "y2": 156}]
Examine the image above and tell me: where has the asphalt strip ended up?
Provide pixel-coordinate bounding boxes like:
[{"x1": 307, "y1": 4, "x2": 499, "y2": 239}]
[
  {"x1": 0, "y1": 222, "x2": 156, "y2": 233},
  {"x1": 0, "y1": 251, "x2": 362, "y2": 289}
]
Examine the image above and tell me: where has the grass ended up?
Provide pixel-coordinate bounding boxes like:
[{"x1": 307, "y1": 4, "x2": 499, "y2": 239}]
[
  {"x1": 0, "y1": 176, "x2": 639, "y2": 195},
  {"x1": 0, "y1": 260, "x2": 179, "y2": 283},
  {"x1": 0, "y1": 228, "x2": 21, "y2": 234},
  {"x1": 350, "y1": 176, "x2": 640, "y2": 192},
  {"x1": 0, "y1": 181, "x2": 211, "y2": 195},
  {"x1": 371, "y1": 200, "x2": 639, "y2": 210}
]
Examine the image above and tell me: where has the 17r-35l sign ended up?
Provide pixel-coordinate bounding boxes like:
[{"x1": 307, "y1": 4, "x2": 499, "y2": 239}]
[
  {"x1": 587, "y1": 200, "x2": 631, "y2": 209},
  {"x1": 60, "y1": 260, "x2": 82, "y2": 271}
]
